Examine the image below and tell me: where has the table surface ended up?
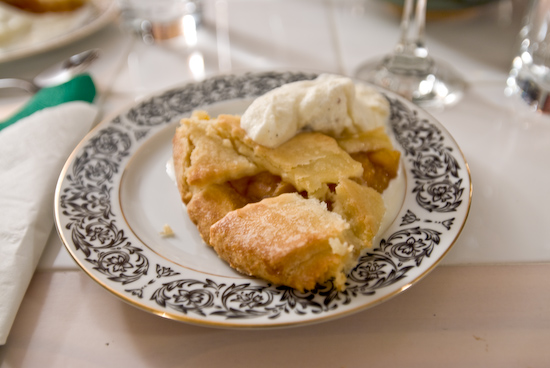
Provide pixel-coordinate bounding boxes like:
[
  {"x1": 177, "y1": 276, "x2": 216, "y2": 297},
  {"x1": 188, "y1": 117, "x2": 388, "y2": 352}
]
[{"x1": 1, "y1": 0, "x2": 550, "y2": 366}]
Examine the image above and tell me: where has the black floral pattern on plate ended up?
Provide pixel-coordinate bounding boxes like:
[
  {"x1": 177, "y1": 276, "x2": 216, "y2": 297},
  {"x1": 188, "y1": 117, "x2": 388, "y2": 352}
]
[{"x1": 58, "y1": 72, "x2": 468, "y2": 323}]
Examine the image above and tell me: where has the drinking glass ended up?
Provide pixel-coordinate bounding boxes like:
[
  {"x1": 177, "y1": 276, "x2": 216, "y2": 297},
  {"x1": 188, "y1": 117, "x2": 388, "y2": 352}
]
[
  {"x1": 506, "y1": 0, "x2": 550, "y2": 113},
  {"x1": 355, "y1": 0, "x2": 466, "y2": 109},
  {"x1": 117, "y1": 0, "x2": 202, "y2": 44}
]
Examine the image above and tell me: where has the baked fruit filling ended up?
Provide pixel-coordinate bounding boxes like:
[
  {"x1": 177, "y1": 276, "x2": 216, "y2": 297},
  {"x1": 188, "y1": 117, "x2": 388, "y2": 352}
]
[{"x1": 173, "y1": 111, "x2": 400, "y2": 291}]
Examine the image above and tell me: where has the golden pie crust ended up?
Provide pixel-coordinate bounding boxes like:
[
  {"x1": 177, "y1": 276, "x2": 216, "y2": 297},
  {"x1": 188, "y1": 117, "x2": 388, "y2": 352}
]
[{"x1": 172, "y1": 111, "x2": 400, "y2": 291}]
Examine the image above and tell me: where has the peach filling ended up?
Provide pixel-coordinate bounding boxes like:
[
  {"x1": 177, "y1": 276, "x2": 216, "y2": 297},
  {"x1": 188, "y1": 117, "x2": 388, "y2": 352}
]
[
  {"x1": 351, "y1": 148, "x2": 401, "y2": 193},
  {"x1": 225, "y1": 147, "x2": 400, "y2": 209}
]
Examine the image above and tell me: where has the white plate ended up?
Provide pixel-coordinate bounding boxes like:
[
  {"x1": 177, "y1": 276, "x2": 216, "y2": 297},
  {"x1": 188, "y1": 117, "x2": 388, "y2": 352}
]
[
  {"x1": 0, "y1": 0, "x2": 117, "y2": 63},
  {"x1": 55, "y1": 71, "x2": 472, "y2": 328}
]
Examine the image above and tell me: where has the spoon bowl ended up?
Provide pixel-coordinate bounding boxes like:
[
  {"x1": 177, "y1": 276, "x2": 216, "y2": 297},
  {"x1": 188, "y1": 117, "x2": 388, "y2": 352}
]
[{"x1": 0, "y1": 49, "x2": 100, "y2": 93}]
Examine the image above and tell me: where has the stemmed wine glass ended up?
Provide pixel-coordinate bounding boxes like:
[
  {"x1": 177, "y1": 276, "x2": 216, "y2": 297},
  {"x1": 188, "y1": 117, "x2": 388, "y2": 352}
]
[{"x1": 355, "y1": 0, "x2": 466, "y2": 109}]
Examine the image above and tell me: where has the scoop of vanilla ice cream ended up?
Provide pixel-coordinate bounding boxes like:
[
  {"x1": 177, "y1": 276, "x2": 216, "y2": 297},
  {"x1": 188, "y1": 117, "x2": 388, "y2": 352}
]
[
  {"x1": 352, "y1": 83, "x2": 391, "y2": 131},
  {"x1": 298, "y1": 74, "x2": 356, "y2": 136},
  {"x1": 239, "y1": 82, "x2": 303, "y2": 147},
  {"x1": 240, "y1": 74, "x2": 389, "y2": 147}
]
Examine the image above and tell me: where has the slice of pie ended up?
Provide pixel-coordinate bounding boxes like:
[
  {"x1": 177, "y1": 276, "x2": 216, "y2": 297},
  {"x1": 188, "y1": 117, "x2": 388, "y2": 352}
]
[{"x1": 172, "y1": 111, "x2": 400, "y2": 291}]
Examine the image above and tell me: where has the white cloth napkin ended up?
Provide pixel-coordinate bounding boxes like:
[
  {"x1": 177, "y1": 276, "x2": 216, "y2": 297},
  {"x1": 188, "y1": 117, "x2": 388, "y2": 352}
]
[{"x1": 0, "y1": 101, "x2": 97, "y2": 345}]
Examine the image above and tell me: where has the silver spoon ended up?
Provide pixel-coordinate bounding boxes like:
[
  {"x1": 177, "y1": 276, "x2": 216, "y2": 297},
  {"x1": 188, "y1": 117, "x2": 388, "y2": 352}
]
[{"x1": 0, "y1": 49, "x2": 100, "y2": 93}]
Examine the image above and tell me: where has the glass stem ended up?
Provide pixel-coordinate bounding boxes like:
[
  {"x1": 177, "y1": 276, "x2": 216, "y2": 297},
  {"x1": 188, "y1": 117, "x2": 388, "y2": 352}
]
[
  {"x1": 385, "y1": 0, "x2": 432, "y2": 73},
  {"x1": 397, "y1": 0, "x2": 428, "y2": 57}
]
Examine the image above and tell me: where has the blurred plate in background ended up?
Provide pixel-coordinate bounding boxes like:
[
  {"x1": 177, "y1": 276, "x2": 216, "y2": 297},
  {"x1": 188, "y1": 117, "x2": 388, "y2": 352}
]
[{"x1": 0, "y1": 0, "x2": 117, "y2": 63}]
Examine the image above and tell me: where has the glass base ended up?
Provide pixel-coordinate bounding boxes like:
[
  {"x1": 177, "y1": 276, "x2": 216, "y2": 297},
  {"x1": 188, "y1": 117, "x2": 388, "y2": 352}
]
[{"x1": 355, "y1": 54, "x2": 466, "y2": 109}]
